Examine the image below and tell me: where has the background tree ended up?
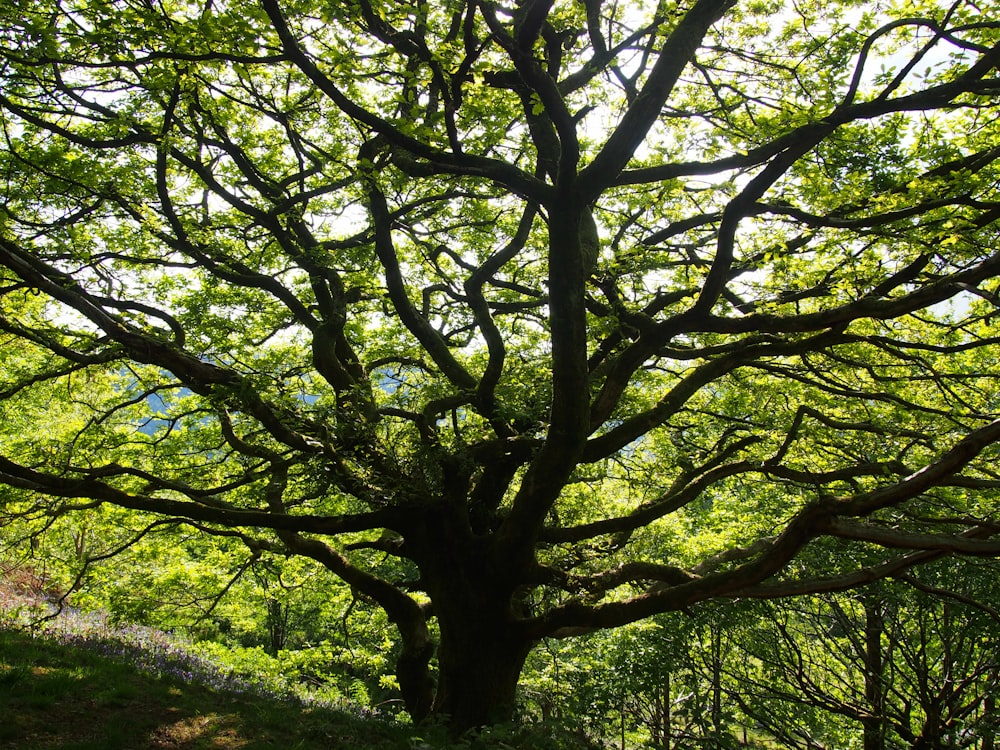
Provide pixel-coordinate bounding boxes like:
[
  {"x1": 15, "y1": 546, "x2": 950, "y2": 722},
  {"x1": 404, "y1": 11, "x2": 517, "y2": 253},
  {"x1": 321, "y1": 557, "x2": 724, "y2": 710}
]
[
  {"x1": 726, "y1": 568, "x2": 1000, "y2": 749},
  {"x1": 2, "y1": 0, "x2": 1000, "y2": 731},
  {"x1": 543, "y1": 611, "x2": 746, "y2": 749}
]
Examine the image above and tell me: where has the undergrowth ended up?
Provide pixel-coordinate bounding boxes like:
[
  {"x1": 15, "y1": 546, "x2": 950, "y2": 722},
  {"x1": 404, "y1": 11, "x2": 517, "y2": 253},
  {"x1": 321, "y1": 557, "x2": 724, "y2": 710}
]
[{"x1": 0, "y1": 567, "x2": 598, "y2": 749}]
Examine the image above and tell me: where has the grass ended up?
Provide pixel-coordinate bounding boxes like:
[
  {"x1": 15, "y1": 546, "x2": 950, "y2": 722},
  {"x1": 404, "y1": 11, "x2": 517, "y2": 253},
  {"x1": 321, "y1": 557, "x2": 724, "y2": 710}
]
[
  {"x1": 0, "y1": 568, "x2": 412, "y2": 749},
  {"x1": 0, "y1": 568, "x2": 598, "y2": 750},
  {"x1": 0, "y1": 627, "x2": 409, "y2": 750},
  {"x1": 0, "y1": 626, "x2": 602, "y2": 750}
]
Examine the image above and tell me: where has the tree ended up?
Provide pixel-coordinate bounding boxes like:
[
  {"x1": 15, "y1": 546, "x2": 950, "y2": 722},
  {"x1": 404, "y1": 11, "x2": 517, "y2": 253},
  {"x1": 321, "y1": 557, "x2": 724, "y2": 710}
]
[
  {"x1": 556, "y1": 611, "x2": 747, "y2": 749},
  {"x1": 1, "y1": 0, "x2": 1000, "y2": 731},
  {"x1": 725, "y1": 569, "x2": 1000, "y2": 749}
]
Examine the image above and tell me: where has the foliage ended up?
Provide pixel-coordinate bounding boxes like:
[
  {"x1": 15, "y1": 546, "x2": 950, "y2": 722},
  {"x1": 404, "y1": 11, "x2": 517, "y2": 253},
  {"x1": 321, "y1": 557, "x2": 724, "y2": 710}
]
[
  {"x1": 1, "y1": 0, "x2": 1000, "y2": 732},
  {"x1": 523, "y1": 562, "x2": 1000, "y2": 748},
  {"x1": 725, "y1": 565, "x2": 1000, "y2": 749}
]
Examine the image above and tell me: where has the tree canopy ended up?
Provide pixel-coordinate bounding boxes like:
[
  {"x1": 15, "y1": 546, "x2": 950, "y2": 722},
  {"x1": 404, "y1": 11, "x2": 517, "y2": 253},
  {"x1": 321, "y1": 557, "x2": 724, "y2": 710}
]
[{"x1": 1, "y1": 0, "x2": 999, "y2": 731}]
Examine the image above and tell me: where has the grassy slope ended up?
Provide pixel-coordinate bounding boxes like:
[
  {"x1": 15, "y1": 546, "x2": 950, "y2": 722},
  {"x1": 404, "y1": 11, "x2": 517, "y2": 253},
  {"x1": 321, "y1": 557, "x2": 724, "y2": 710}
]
[
  {"x1": 0, "y1": 569, "x2": 597, "y2": 750},
  {"x1": 0, "y1": 628, "x2": 407, "y2": 750}
]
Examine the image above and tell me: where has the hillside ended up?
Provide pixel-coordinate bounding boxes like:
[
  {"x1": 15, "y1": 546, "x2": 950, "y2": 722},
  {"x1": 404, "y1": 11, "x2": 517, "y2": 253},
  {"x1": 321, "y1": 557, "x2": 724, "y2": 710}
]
[{"x1": 0, "y1": 568, "x2": 592, "y2": 749}]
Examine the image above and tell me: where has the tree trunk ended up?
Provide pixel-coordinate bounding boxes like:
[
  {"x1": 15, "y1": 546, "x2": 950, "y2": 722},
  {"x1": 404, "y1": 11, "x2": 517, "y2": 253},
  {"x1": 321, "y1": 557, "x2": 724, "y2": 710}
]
[
  {"x1": 396, "y1": 635, "x2": 436, "y2": 723},
  {"x1": 433, "y1": 631, "x2": 529, "y2": 728},
  {"x1": 652, "y1": 691, "x2": 662, "y2": 748},
  {"x1": 710, "y1": 625, "x2": 724, "y2": 739},
  {"x1": 862, "y1": 595, "x2": 886, "y2": 750},
  {"x1": 430, "y1": 603, "x2": 533, "y2": 730},
  {"x1": 412, "y1": 519, "x2": 535, "y2": 732},
  {"x1": 983, "y1": 687, "x2": 996, "y2": 750},
  {"x1": 663, "y1": 672, "x2": 672, "y2": 750}
]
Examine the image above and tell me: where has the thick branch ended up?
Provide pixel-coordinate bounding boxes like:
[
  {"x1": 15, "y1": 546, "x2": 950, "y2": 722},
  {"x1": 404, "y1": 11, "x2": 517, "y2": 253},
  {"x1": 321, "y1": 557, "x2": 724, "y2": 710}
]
[
  {"x1": 0, "y1": 455, "x2": 406, "y2": 537},
  {"x1": 259, "y1": 0, "x2": 548, "y2": 202},
  {"x1": 579, "y1": 0, "x2": 737, "y2": 199},
  {"x1": 528, "y1": 419, "x2": 1000, "y2": 637}
]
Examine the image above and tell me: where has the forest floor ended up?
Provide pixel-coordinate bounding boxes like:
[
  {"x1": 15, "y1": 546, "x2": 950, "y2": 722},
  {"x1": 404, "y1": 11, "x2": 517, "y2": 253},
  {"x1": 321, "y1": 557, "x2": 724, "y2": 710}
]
[
  {"x1": 0, "y1": 565, "x2": 596, "y2": 750},
  {"x1": 0, "y1": 565, "x2": 411, "y2": 750},
  {"x1": 0, "y1": 627, "x2": 409, "y2": 750}
]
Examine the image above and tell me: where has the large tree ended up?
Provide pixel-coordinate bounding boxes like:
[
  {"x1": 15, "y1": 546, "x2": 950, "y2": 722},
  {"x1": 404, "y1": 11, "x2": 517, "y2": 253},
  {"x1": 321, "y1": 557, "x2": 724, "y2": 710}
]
[{"x1": 2, "y1": 0, "x2": 1000, "y2": 730}]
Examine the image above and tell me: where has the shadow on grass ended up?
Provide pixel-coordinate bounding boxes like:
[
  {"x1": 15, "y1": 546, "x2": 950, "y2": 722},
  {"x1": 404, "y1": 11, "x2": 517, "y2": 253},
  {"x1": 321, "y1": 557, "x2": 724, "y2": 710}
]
[{"x1": 0, "y1": 629, "x2": 406, "y2": 750}]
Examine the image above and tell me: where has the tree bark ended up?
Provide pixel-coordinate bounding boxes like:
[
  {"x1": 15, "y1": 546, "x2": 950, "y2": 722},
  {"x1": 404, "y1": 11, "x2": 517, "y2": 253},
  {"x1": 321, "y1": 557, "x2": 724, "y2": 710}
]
[
  {"x1": 431, "y1": 615, "x2": 533, "y2": 730},
  {"x1": 428, "y1": 558, "x2": 533, "y2": 729},
  {"x1": 663, "y1": 671, "x2": 672, "y2": 750},
  {"x1": 410, "y1": 514, "x2": 535, "y2": 731},
  {"x1": 983, "y1": 688, "x2": 996, "y2": 750},
  {"x1": 862, "y1": 594, "x2": 886, "y2": 750},
  {"x1": 710, "y1": 625, "x2": 724, "y2": 739},
  {"x1": 396, "y1": 635, "x2": 436, "y2": 724}
]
